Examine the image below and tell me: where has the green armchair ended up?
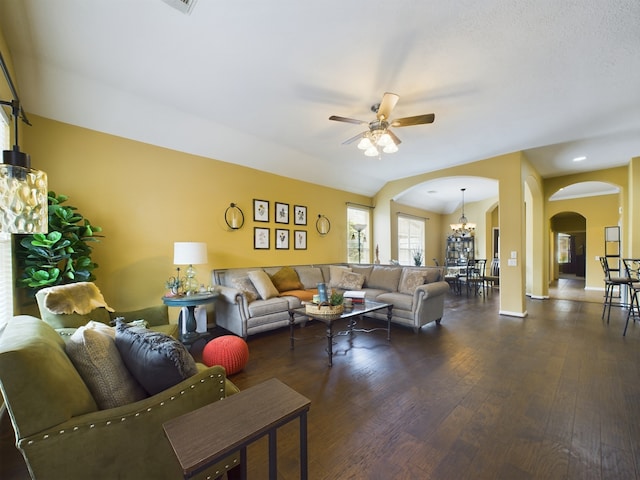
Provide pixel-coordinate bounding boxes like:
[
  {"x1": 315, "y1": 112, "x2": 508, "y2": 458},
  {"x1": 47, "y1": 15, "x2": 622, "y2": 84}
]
[
  {"x1": 35, "y1": 282, "x2": 179, "y2": 338},
  {"x1": 0, "y1": 315, "x2": 240, "y2": 479}
]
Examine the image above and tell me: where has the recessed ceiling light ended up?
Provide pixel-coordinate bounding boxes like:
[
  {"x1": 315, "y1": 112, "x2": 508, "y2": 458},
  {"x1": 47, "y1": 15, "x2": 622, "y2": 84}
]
[{"x1": 573, "y1": 156, "x2": 587, "y2": 162}]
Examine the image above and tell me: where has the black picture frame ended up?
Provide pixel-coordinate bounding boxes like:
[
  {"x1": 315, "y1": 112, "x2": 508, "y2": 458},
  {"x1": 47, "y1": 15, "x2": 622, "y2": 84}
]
[
  {"x1": 294, "y1": 230, "x2": 307, "y2": 250},
  {"x1": 275, "y1": 202, "x2": 289, "y2": 224},
  {"x1": 275, "y1": 228, "x2": 290, "y2": 249},
  {"x1": 254, "y1": 227, "x2": 270, "y2": 249},
  {"x1": 294, "y1": 205, "x2": 307, "y2": 225},
  {"x1": 253, "y1": 199, "x2": 269, "y2": 222}
]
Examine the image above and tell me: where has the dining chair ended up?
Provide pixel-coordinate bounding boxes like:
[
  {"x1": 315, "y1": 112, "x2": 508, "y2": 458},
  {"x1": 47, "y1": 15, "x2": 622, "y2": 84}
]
[
  {"x1": 622, "y1": 258, "x2": 640, "y2": 336},
  {"x1": 483, "y1": 257, "x2": 500, "y2": 293},
  {"x1": 461, "y1": 259, "x2": 486, "y2": 297}
]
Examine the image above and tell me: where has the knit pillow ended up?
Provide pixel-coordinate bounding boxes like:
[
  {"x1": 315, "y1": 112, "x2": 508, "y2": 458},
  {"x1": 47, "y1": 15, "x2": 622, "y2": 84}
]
[
  {"x1": 115, "y1": 320, "x2": 198, "y2": 396},
  {"x1": 66, "y1": 321, "x2": 147, "y2": 409}
]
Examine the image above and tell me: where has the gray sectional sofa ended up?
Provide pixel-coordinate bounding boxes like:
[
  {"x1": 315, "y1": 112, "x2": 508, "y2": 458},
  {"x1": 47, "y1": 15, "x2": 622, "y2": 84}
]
[{"x1": 211, "y1": 264, "x2": 449, "y2": 338}]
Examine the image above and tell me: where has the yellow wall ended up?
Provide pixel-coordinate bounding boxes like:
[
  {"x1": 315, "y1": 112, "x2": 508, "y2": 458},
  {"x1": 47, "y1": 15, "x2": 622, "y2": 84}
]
[
  {"x1": 389, "y1": 201, "x2": 442, "y2": 266},
  {"x1": 21, "y1": 115, "x2": 371, "y2": 311},
  {"x1": 547, "y1": 193, "x2": 620, "y2": 290}
]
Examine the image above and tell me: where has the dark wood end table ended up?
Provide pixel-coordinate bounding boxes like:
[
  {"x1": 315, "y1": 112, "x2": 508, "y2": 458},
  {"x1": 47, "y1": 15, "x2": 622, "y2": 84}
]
[{"x1": 163, "y1": 378, "x2": 311, "y2": 479}]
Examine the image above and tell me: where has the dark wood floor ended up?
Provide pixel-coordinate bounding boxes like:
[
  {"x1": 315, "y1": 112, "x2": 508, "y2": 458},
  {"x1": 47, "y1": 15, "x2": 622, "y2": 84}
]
[{"x1": 3, "y1": 284, "x2": 640, "y2": 479}]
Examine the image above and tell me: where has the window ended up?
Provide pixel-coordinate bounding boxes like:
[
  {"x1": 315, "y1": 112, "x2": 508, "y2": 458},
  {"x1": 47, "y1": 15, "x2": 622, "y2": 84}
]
[
  {"x1": 347, "y1": 207, "x2": 370, "y2": 264},
  {"x1": 397, "y1": 215, "x2": 425, "y2": 266},
  {"x1": 0, "y1": 108, "x2": 13, "y2": 325},
  {"x1": 557, "y1": 233, "x2": 571, "y2": 264}
]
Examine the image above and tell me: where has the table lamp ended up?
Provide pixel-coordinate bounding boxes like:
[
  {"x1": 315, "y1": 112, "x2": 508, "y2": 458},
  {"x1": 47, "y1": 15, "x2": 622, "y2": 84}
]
[{"x1": 174, "y1": 242, "x2": 208, "y2": 294}]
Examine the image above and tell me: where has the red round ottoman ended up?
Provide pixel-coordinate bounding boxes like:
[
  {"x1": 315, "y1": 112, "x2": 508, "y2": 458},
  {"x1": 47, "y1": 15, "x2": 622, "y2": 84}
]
[{"x1": 202, "y1": 335, "x2": 249, "y2": 375}]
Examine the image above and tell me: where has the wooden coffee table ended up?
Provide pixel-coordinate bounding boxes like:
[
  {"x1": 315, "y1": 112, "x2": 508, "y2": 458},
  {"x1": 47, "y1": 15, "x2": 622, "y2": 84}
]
[{"x1": 288, "y1": 300, "x2": 393, "y2": 366}]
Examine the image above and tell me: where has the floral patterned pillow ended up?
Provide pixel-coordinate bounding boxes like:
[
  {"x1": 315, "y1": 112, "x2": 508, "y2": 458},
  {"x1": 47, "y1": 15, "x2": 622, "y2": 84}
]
[
  {"x1": 399, "y1": 269, "x2": 426, "y2": 295},
  {"x1": 231, "y1": 276, "x2": 259, "y2": 303},
  {"x1": 335, "y1": 271, "x2": 365, "y2": 290}
]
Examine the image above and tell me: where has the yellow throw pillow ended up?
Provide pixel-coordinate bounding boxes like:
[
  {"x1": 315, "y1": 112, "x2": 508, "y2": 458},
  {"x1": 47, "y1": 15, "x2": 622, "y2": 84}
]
[{"x1": 270, "y1": 266, "x2": 304, "y2": 292}]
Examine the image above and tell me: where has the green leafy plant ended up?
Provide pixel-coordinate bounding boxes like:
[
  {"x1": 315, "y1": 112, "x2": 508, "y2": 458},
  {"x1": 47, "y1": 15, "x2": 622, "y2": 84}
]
[
  {"x1": 412, "y1": 249, "x2": 423, "y2": 266},
  {"x1": 329, "y1": 291, "x2": 344, "y2": 306},
  {"x1": 17, "y1": 191, "x2": 103, "y2": 293}
]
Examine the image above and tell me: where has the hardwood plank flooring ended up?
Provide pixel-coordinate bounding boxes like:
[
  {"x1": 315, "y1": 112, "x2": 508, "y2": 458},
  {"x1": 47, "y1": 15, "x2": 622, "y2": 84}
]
[{"x1": 2, "y1": 286, "x2": 640, "y2": 479}]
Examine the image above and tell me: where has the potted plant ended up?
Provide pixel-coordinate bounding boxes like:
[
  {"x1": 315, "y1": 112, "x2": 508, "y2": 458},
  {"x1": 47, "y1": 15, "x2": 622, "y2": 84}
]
[
  {"x1": 412, "y1": 249, "x2": 424, "y2": 266},
  {"x1": 16, "y1": 191, "x2": 103, "y2": 295}
]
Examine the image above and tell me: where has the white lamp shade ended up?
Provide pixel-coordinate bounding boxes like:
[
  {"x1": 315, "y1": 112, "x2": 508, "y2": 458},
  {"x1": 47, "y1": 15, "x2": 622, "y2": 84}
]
[{"x1": 174, "y1": 242, "x2": 208, "y2": 265}]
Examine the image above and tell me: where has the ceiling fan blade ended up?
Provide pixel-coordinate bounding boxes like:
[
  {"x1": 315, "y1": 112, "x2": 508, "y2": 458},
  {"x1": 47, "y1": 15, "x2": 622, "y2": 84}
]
[
  {"x1": 377, "y1": 92, "x2": 400, "y2": 120},
  {"x1": 329, "y1": 115, "x2": 368, "y2": 125},
  {"x1": 391, "y1": 113, "x2": 435, "y2": 127},
  {"x1": 387, "y1": 129, "x2": 402, "y2": 146},
  {"x1": 342, "y1": 131, "x2": 367, "y2": 145}
]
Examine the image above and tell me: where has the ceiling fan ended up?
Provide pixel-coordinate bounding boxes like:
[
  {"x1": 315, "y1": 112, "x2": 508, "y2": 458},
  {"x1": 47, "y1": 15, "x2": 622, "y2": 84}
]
[{"x1": 329, "y1": 92, "x2": 435, "y2": 156}]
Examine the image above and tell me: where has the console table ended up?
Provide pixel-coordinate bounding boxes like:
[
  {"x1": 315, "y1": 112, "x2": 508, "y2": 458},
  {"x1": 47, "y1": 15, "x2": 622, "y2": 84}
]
[{"x1": 163, "y1": 378, "x2": 311, "y2": 479}]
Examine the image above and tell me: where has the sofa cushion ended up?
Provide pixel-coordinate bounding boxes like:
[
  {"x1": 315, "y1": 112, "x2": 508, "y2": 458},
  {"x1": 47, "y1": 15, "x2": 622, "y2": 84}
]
[
  {"x1": 376, "y1": 292, "x2": 414, "y2": 311},
  {"x1": 425, "y1": 267, "x2": 443, "y2": 283},
  {"x1": 0, "y1": 316, "x2": 98, "y2": 438},
  {"x1": 115, "y1": 321, "x2": 198, "y2": 396},
  {"x1": 368, "y1": 266, "x2": 402, "y2": 291},
  {"x1": 270, "y1": 266, "x2": 304, "y2": 292},
  {"x1": 248, "y1": 270, "x2": 279, "y2": 300},
  {"x1": 334, "y1": 270, "x2": 365, "y2": 290},
  {"x1": 398, "y1": 268, "x2": 426, "y2": 295},
  {"x1": 280, "y1": 289, "x2": 316, "y2": 302},
  {"x1": 231, "y1": 276, "x2": 259, "y2": 303},
  {"x1": 295, "y1": 266, "x2": 324, "y2": 289},
  {"x1": 66, "y1": 321, "x2": 147, "y2": 409},
  {"x1": 328, "y1": 265, "x2": 352, "y2": 288},
  {"x1": 350, "y1": 265, "x2": 373, "y2": 286},
  {"x1": 247, "y1": 297, "x2": 292, "y2": 317}
]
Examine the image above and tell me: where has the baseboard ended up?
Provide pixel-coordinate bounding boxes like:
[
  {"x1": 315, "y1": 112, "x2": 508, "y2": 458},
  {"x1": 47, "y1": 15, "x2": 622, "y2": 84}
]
[
  {"x1": 528, "y1": 294, "x2": 549, "y2": 300},
  {"x1": 499, "y1": 309, "x2": 528, "y2": 318}
]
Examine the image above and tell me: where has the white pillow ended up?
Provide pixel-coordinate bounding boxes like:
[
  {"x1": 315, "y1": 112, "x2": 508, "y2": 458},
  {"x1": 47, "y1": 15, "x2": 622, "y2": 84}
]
[
  {"x1": 328, "y1": 265, "x2": 352, "y2": 288},
  {"x1": 247, "y1": 270, "x2": 279, "y2": 300}
]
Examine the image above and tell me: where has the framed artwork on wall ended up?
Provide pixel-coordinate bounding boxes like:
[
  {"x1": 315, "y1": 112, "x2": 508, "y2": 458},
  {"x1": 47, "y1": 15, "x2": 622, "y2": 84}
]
[
  {"x1": 253, "y1": 199, "x2": 269, "y2": 222},
  {"x1": 294, "y1": 205, "x2": 307, "y2": 225},
  {"x1": 275, "y1": 202, "x2": 289, "y2": 224},
  {"x1": 275, "y1": 228, "x2": 289, "y2": 249},
  {"x1": 254, "y1": 227, "x2": 270, "y2": 249},
  {"x1": 294, "y1": 230, "x2": 307, "y2": 250}
]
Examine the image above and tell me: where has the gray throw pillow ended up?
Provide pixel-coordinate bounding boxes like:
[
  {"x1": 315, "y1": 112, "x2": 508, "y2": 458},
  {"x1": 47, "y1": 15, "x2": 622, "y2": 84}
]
[{"x1": 115, "y1": 320, "x2": 198, "y2": 396}]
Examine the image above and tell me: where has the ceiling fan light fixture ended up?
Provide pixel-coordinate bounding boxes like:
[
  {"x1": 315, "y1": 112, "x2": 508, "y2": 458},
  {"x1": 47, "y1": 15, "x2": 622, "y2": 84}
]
[
  {"x1": 383, "y1": 142, "x2": 398, "y2": 153},
  {"x1": 377, "y1": 132, "x2": 393, "y2": 147},
  {"x1": 357, "y1": 136, "x2": 373, "y2": 150},
  {"x1": 364, "y1": 146, "x2": 379, "y2": 157}
]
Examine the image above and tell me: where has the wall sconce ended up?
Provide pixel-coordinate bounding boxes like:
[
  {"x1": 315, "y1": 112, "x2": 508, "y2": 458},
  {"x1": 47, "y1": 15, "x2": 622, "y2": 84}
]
[
  {"x1": 316, "y1": 214, "x2": 331, "y2": 236},
  {"x1": 224, "y1": 203, "x2": 244, "y2": 230},
  {"x1": 1, "y1": 51, "x2": 47, "y2": 234}
]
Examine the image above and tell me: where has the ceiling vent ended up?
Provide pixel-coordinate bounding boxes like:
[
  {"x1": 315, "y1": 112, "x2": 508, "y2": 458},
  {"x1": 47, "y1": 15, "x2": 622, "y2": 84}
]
[{"x1": 161, "y1": 0, "x2": 198, "y2": 15}]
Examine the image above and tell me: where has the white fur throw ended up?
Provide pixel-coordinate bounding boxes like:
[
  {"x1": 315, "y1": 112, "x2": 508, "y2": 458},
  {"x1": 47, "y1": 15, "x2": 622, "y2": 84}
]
[{"x1": 44, "y1": 282, "x2": 115, "y2": 315}]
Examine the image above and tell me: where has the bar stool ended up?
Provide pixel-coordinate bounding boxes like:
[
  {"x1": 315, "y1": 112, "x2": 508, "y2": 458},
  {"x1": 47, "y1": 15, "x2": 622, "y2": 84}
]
[
  {"x1": 622, "y1": 258, "x2": 640, "y2": 336},
  {"x1": 600, "y1": 256, "x2": 630, "y2": 324}
]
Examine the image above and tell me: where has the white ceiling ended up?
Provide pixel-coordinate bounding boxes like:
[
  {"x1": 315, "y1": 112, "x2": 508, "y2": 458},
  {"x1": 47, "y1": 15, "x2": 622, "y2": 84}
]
[{"x1": 1, "y1": 0, "x2": 639, "y2": 213}]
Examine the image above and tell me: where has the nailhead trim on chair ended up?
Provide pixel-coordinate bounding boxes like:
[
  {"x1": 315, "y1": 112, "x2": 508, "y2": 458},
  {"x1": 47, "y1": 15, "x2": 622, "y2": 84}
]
[{"x1": 26, "y1": 373, "x2": 225, "y2": 445}]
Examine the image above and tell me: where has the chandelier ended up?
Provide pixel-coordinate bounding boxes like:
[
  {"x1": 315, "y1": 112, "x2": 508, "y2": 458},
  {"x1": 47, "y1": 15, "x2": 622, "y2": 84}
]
[
  {"x1": 450, "y1": 188, "x2": 476, "y2": 236},
  {"x1": 356, "y1": 127, "x2": 399, "y2": 157}
]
